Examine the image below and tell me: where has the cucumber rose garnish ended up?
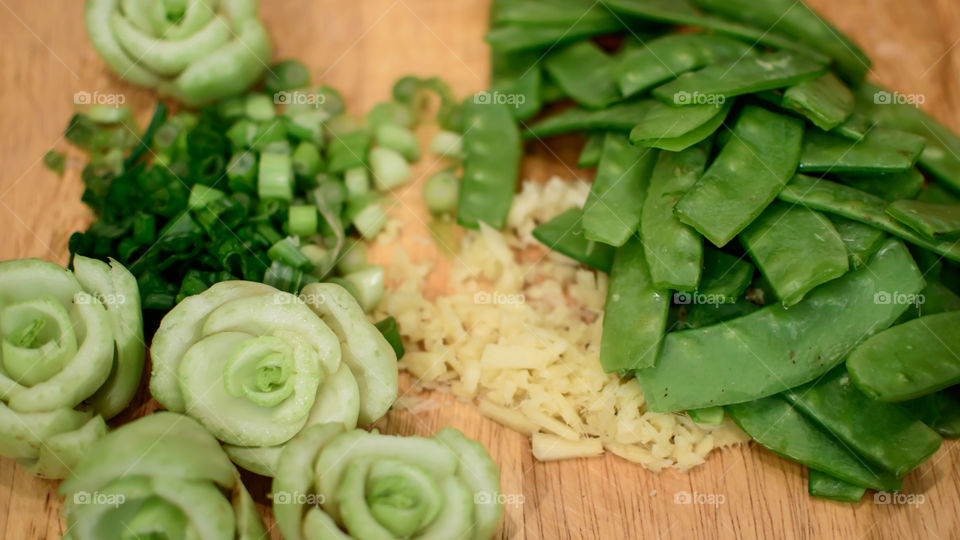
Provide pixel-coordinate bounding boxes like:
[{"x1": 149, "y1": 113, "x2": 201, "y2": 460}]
[
  {"x1": 149, "y1": 281, "x2": 398, "y2": 476},
  {"x1": 60, "y1": 412, "x2": 266, "y2": 540},
  {"x1": 0, "y1": 256, "x2": 144, "y2": 478},
  {"x1": 84, "y1": 0, "x2": 272, "y2": 106},
  {"x1": 273, "y1": 423, "x2": 504, "y2": 540}
]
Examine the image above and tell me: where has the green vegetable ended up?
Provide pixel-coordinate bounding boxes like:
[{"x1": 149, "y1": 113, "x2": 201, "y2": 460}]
[
  {"x1": 637, "y1": 239, "x2": 923, "y2": 412},
  {"x1": 84, "y1": 0, "x2": 271, "y2": 106},
  {"x1": 675, "y1": 106, "x2": 803, "y2": 247},
  {"x1": 525, "y1": 101, "x2": 658, "y2": 138},
  {"x1": 781, "y1": 73, "x2": 854, "y2": 130},
  {"x1": 688, "y1": 406, "x2": 724, "y2": 425},
  {"x1": 149, "y1": 281, "x2": 398, "y2": 476},
  {"x1": 60, "y1": 412, "x2": 265, "y2": 540},
  {"x1": 532, "y1": 208, "x2": 615, "y2": 273},
  {"x1": 847, "y1": 312, "x2": 960, "y2": 402},
  {"x1": 830, "y1": 216, "x2": 886, "y2": 268},
  {"x1": 457, "y1": 101, "x2": 522, "y2": 230},
  {"x1": 834, "y1": 168, "x2": 924, "y2": 202},
  {"x1": 583, "y1": 134, "x2": 657, "y2": 247},
  {"x1": 491, "y1": 50, "x2": 542, "y2": 121},
  {"x1": 258, "y1": 151, "x2": 295, "y2": 201},
  {"x1": 0, "y1": 256, "x2": 144, "y2": 478},
  {"x1": 902, "y1": 389, "x2": 960, "y2": 439},
  {"x1": 740, "y1": 202, "x2": 849, "y2": 307},
  {"x1": 265, "y1": 59, "x2": 311, "y2": 94},
  {"x1": 696, "y1": 248, "x2": 754, "y2": 303},
  {"x1": 423, "y1": 171, "x2": 460, "y2": 215},
  {"x1": 430, "y1": 130, "x2": 464, "y2": 158},
  {"x1": 808, "y1": 469, "x2": 866, "y2": 503},
  {"x1": 544, "y1": 40, "x2": 619, "y2": 109},
  {"x1": 376, "y1": 124, "x2": 420, "y2": 162},
  {"x1": 798, "y1": 128, "x2": 926, "y2": 173},
  {"x1": 43, "y1": 150, "x2": 66, "y2": 176},
  {"x1": 600, "y1": 238, "x2": 670, "y2": 372},
  {"x1": 577, "y1": 134, "x2": 604, "y2": 168},
  {"x1": 486, "y1": 16, "x2": 622, "y2": 53},
  {"x1": 370, "y1": 147, "x2": 412, "y2": 190},
  {"x1": 887, "y1": 200, "x2": 960, "y2": 239},
  {"x1": 273, "y1": 424, "x2": 503, "y2": 540},
  {"x1": 629, "y1": 101, "x2": 732, "y2": 152},
  {"x1": 328, "y1": 131, "x2": 373, "y2": 174},
  {"x1": 375, "y1": 317, "x2": 405, "y2": 360}
]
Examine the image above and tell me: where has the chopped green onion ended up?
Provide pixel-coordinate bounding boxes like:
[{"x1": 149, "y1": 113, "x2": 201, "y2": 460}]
[
  {"x1": 87, "y1": 104, "x2": 131, "y2": 124},
  {"x1": 376, "y1": 124, "x2": 420, "y2": 162},
  {"x1": 370, "y1": 147, "x2": 412, "y2": 190},
  {"x1": 366, "y1": 101, "x2": 414, "y2": 131},
  {"x1": 64, "y1": 114, "x2": 99, "y2": 149},
  {"x1": 327, "y1": 130, "x2": 371, "y2": 173},
  {"x1": 292, "y1": 141, "x2": 322, "y2": 180},
  {"x1": 422, "y1": 171, "x2": 459, "y2": 215},
  {"x1": 315, "y1": 86, "x2": 346, "y2": 117},
  {"x1": 245, "y1": 93, "x2": 276, "y2": 122},
  {"x1": 430, "y1": 130, "x2": 463, "y2": 158},
  {"x1": 258, "y1": 152, "x2": 294, "y2": 201},
  {"x1": 344, "y1": 167, "x2": 370, "y2": 198},
  {"x1": 261, "y1": 140, "x2": 292, "y2": 155},
  {"x1": 374, "y1": 316, "x2": 405, "y2": 360},
  {"x1": 132, "y1": 212, "x2": 156, "y2": 244},
  {"x1": 264, "y1": 60, "x2": 311, "y2": 94},
  {"x1": 43, "y1": 150, "x2": 66, "y2": 176},
  {"x1": 286, "y1": 112, "x2": 325, "y2": 146},
  {"x1": 337, "y1": 240, "x2": 368, "y2": 274},
  {"x1": 351, "y1": 200, "x2": 388, "y2": 239},
  {"x1": 288, "y1": 205, "x2": 318, "y2": 237},
  {"x1": 217, "y1": 96, "x2": 246, "y2": 119},
  {"x1": 325, "y1": 114, "x2": 361, "y2": 140},
  {"x1": 188, "y1": 185, "x2": 226, "y2": 210},
  {"x1": 268, "y1": 237, "x2": 313, "y2": 270},
  {"x1": 263, "y1": 260, "x2": 304, "y2": 293},
  {"x1": 300, "y1": 244, "x2": 333, "y2": 276},
  {"x1": 226, "y1": 119, "x2": 257, "y2": 150},
  {"x1": 315, "y1": 178, "x2": 347, "y2": 209},
  {"x1": 342, "y1": 265, "x2": 385, "y2": 312},
  {"x1": 253, "y1": 118, "x2": 288, "y2": 151},
  {"x1": 226, "y1": 152, "x2": 258, "y2": 194}
]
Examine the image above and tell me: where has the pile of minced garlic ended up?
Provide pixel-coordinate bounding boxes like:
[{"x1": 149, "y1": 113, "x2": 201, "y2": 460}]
[{"x1": 376, "y1": 178, "x2": 748, "y2": 471}]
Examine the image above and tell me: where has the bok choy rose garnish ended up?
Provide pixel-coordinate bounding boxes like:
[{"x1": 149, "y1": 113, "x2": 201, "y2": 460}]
[
  {"x1": 149, "y1": 281, "x2": 398, "y2": 476},
  {"x1": 84, "y1": 0, "x2": 271, "y2": 106},
  {"x1": 60, "y1": 412, "x2": 266, "y2": 540},
  {"x1": 273, "y1": 423, "x2": 504, "y2": 540},
  {"x1": 0, "y1": 256, "x2": 144, "y2": 478}
]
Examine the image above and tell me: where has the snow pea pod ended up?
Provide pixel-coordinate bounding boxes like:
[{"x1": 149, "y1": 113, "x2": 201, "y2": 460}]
[
  {"x1": 692, "y1": 0, "x2": 871, "y2": 81},
  {"x1": 629, "y1": 100, "x2": 732, "y2": 152},
  {"x1": 740, "y1": 202, "x2": 849, "y2": 307},
  {"x1": 617, "y1": 33, "x2": 754, "y2": 97},
  {"x1": 847, "y1": 312, "x2": 960, "y2": 402},
  {"x1": 798, "y1": 128, "x2": 926, "y2": 174},
  {"x1": 696, "y1": 248, "x2": 753, "y2": 302},
  {"x1": 781, "y1": 73, "x2": 854, "y2": 130},
  {"x1": 653, "y1": 51, "x2": 826, "y2": 106},
  {"x1": 532, "y1": 208, "x2": 615, "y2": 273},
  {"x1": 582, "y1": 134, "x2": 657, "y2": 246},
  {"x1": 834, "y1": 168, "x2": 924, "y2": 202},
  {"x1": 834, "y1": 113, "x2": 874, "y2": 141},
  {"x1": 672, "y1": 298, "x2": 760, "y2": 331},
  {"x1": 887, "y1": 200, "x2": 960, "y2": 239},
  {"x1": 777, "y1": 175, "x2": 960, "y2": 263},
  {"x1": 829, "y1": 216, "x2": 886, "y2": 269},
  {"x1": 492, "y1": 0, "x2": 618, "y2": 27},
  {"x1": 641, "y1": 143, "x2": 710, "y2": 290},
  {"x1": 687, "y1": 406, "x2": 724, "y2": 425},
  {"x1": 783, "y1": 366, "x2": 942, "y2": 477},
  {"x1": 808, "y1": 469, "x2": 865, "y2": 502},
  {"x1": 725, "y1": 396, "x2": 901, "y2": 492},
  {"x1": 491, "y1": 50, "x2": 542, "y2": 121},
  {"x1": 525, "y1": 101, "x2": 658, "y2": 139},
  {"x1": 544, "y1": 41, "x2": 621, "y2": 110},
  {"x1": 675, "y1": 106, "x2": 804, "y2": 247},
  {"x1": 457, "y1": 101, "x2": 522, "y2": 230},
  {"x1": 917, "y1": 183, "x2": 960, "y2": 205},
  {"x1": 600, "y1": 237, "x2": 670, "y2": 372},
  {"x1": 485, "y1": 17, "x2": 624, "y2": 53},
  {"x1": 896, "y1": 281, "x2": 960, "y2": 325},
  {"x1": 578, "y1": 134, "x2": 605, "y2": 168},
  {"x1": 637, "y1": 239, "x2": 923, "y2": 412},
  {"x1": 902, "y1": 389, "x2": 960, "y2": 439}
]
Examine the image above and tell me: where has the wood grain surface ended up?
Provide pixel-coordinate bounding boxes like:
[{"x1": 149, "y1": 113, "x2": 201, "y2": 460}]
[{"x1": 1, "y1": 1, "x2": 959, "y2": 538}]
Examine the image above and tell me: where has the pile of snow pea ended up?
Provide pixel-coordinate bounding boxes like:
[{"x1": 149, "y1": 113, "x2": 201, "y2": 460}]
[{"x1": 477, "y1": 0, "x2": 960, "y2": 501}]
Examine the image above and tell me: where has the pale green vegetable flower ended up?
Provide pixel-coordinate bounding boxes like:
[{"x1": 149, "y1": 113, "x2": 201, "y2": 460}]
[
  {"x1": 0, "y1": 256, "x2": 144, "y2": 479},
  {"x1": 150, "y1": 281, "x2": 398, "y2": 476},
  {"x1": 60, "y1": 412, "x2": 266, "y2": 540},
  {"x1": 84, "y1": 0, "x2": 272, "y2": 106},
  {"x1": 273, "y1": 423, "x2": 504, "y2": 540}
]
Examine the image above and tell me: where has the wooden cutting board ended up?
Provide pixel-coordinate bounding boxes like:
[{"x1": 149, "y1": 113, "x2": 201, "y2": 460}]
[{"x1": 1, "y1": 1, "x2": 959, "y2": 538}]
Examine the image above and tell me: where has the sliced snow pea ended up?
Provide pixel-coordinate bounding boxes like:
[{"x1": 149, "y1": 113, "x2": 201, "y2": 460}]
[
  {"x1": 902, "y1": 388, "x2": 960, "y2": 439},
  {"x1": 492, "y1": 0, "x2": 618, "y2": 27},
  {"x1": 491, "y1": 50, "x2": 542, "y2": 121},
  {"x1": 525, "y1": 101, "x2": 657, "y2": 138},
  {"x1": 740, "y1": 202, "x2": 849, "y2": 307},
  {"x1": 672, "y1": 298, "x2": 760, "y2": 331},
  {"x1": 532, "y1": 208, "x2": 615, "y2": 273},
  {"x1": 829, "y1": 216, "x2": 886, "y2": 268},
  {"x1": 629, "y1": 100, "x2": 732, "y2": 152},
  {"x1": 687, "y1": 406, "x2": 724, "y2": 425},
  {"x1": 637, "y1": 239, "x2": 923, "y2": 412},
  {"x1": 855, "y1": 83, "x2": 960, "y2": 194},
  {"x1": 457, "y1": 101, "x2": 522, "y2": 230},
  {"x1": 808, "y1": 469, "x2": 865, "y2": 503},
  {"x1": 578, "y1": 134, "x2": 605, "y2": 168},
  {"x1": 777, "y1": 175, "x2": 960, "y2": 263},
  {"x1": 783, "y1": 366, "x2": 942, "y2": 477},
  {"x1": 675, "y1": 106, "x2": 804, "y2": 247},
  {"x1": 834, "y1": 168, "x2": 924, "y2": 202},
  {"x1": 798, "y1": 128, "x2": 925, "y2": 174},
  {"x1": 847, "y1": 312, "x2": 960, "y2": 402},
  {"x1": 653, "y1": 51, "x2": 826, "y2": 106},
  {"x1": 726, "y1": 396, "x2": 901, "y2": 492},
  {"x1": 582, "y1": 134, "x2": 657, "y2": 246},
  {"x1": 641, "y1": 142, "x2": 710, "y2": 290},
  {"x1": 544, "y1": 41, "x2": 620, "y2": 109},
  {"x1": 781, "y1": 73, "x2": 854, "y2": 130},
  {"x1": 617, "y1": 33, "x2": 754, "y2": 97},
  {"x1": 485, "y1": 17, "x2": 624, "y2": 53},
  {"x1": 600, "y1": 238, "x2": 670, "y2": 372},
  {"x1": 887, "y1": 200, "x2": 960, "y2": 239},
  {"x1": 692, "y1": 0, "x2": 871, "y2": 81},
  {"x1": 697, "y1": 248, "x2": 754, "y2": 302},
  {"x1": 602, "y1": 0, "x2": 829, "y2": 63}
]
